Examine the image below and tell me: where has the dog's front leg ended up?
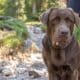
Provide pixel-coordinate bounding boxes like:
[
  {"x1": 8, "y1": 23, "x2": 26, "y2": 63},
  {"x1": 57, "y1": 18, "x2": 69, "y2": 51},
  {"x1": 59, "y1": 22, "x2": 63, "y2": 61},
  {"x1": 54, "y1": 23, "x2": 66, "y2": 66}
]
[{"x1": 48, "y1": 72, "x2": 59, "y2": 80}]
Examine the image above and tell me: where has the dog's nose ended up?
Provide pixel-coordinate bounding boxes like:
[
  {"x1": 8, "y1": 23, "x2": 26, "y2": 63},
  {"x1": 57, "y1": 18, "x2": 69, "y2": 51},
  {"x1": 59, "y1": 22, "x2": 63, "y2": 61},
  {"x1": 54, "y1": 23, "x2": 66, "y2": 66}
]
[{"x1": 60, "y1": 31, "x2": 68, "y2": 35}]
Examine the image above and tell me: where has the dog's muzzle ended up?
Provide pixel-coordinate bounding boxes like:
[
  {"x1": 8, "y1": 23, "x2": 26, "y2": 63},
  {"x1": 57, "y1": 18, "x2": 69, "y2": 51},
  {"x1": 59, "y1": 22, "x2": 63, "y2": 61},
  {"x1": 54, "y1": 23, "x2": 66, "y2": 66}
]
[{"x1": 55, "y1": 34, "x2": 72, "y2": 49}]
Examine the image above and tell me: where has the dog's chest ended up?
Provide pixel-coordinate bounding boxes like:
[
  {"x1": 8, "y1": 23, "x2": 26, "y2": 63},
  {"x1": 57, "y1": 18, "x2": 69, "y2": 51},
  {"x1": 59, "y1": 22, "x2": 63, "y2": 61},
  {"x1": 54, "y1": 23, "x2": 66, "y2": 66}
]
[
  {"x1": 51, "y1": 49, "x2": 66, "y2": 66},
  {"x1": 50, "y1": 44, "x2": 80, "y2": 71},
  {"x1": 53, "y1": 65, "x2": 72, "y2": 80}
]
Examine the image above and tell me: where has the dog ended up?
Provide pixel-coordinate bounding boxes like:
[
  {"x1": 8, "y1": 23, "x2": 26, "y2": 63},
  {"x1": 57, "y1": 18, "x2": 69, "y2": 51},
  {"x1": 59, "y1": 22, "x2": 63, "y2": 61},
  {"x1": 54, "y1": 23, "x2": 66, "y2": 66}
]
[{"x1": 40, "y1": 8, "x2": 80, "y2": 80}]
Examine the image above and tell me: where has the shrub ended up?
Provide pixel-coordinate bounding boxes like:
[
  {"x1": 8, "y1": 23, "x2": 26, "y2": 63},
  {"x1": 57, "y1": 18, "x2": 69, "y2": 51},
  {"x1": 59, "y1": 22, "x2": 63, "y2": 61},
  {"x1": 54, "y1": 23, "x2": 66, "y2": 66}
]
[
  {"x1": 74, "y1": 26, "x2": 80, "y2": 42},
  {"x1": 0, "y1": 16, "x2": 29, "y2": 48}
]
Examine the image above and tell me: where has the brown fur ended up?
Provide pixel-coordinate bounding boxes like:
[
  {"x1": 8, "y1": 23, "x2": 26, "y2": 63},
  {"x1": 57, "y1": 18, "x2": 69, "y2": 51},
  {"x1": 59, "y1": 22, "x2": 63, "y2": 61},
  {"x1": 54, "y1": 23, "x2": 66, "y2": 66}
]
[{"x1": 40, "y1": 8, "x2": 80, "y2": 80}]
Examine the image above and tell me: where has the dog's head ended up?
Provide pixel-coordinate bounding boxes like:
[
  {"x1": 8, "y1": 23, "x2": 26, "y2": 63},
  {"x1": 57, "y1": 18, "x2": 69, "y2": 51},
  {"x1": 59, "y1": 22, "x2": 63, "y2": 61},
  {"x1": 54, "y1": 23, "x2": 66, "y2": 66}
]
[{"x1": 40, "y1": 8, "x2": 80, "y2": 49}]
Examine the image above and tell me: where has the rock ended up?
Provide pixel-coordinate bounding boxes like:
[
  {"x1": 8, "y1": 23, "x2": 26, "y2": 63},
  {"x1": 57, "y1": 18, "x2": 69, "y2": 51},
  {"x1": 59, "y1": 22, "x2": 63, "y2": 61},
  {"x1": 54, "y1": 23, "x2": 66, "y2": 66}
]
[
  {"x1": 29, "y1": 70, "x2": 41, "y2": 79},
  {"x1": 16, "y1": 68, "x2": 27, "y2": 74},
  {"x1": 25, "y1": 39, "x2": 33, "y2": 49},
  {"x1": 0, "y1": 61, "x2": 12, "y2": 74},
  {"x1": 30, "y1": 42, "x2": 40, "y2": 53},
  {"x1": 30, "y1": 53, "x2": 43, "y2": 62},
  {"x1": 33, "y1": 27, "x2": 42, "y2": 34},
  {"x1": 12, "y1": 71, "x2": 29, "y2": 80},
  {"x1": 25, "y1": 39, "x2": 40, "y2": 53},
  {"x1": 2, "y1": 66, "x2": 15, "y2": 77},
  {"x1": 17, "y1": 62, "x2": 27, "y2": 68},
  {"x1": 0, "y1": 61, "x2": 11, "y2": 67},
  {"x1": 0, "y1": 75, "x2": 7, "y2": 80},
  {"x1": 31, "y1": 62, "x2": 46, "y2": 70},
  {"x1": 26, "y1": 26, "x2": 45, "y2": 50}
]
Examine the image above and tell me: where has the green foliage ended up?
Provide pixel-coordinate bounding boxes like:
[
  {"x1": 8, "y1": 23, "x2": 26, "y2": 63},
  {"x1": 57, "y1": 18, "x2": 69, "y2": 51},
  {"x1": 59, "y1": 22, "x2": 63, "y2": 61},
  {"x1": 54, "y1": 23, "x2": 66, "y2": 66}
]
[
  {"x1": 0, "y1": 16, "x2": 28, "y2": 48},
  {"x1": 25, "y1": 0, "x2": 59, "y2": 21},
  {"x1": 4, "y1": 0, "x2": 17, "y2": 17},
  {"x1": 3, "y1": 36, "x2": 22, "y2": 48},
  {"x1": 4, "y1": 17, "x2": 28, "y2": 39},
  {"x1": 48, "y1": 0, "x2": 59, "y2": 8},
  {"x1": 27, "y1": 13, "x2": 41, "y2": 21},
  {"x1": 0, "y1": 0, "x2": 60, "y2": 21},
  {"x1": 40, "y1": 25, "x2": 47, "y2": 32},
  {"x1": 74, "y1": 27, "x2": 80, "y2": 42},
  {"x1": 0, "y1": 0, "x2": 6, "y2": 15}
]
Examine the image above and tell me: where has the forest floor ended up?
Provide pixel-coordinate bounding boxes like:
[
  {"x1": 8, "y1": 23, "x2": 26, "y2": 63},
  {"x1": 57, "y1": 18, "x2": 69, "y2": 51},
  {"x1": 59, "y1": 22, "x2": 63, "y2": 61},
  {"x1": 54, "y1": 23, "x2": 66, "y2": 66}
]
[{"x1": 0, "y1": 25, "x2": 48, "y2": 80}]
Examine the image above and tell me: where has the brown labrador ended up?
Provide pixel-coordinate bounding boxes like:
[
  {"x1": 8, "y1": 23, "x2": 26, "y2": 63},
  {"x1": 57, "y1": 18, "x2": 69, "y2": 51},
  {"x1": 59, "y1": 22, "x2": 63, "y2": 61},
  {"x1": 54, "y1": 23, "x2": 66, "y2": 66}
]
[{"x1": 40, "y1": 8, "x2": 80, "y2": 80}]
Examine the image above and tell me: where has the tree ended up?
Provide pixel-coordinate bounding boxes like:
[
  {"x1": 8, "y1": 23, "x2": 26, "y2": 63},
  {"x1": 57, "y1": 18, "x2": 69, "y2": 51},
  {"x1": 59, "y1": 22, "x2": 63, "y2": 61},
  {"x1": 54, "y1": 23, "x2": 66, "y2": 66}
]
[
  {"x1": 0, "y1": 0, "x2": 6, "y2": 15},
  {"x1": 16, "y1": 0, "x2": 26, "y2": 20},
  {"x1": 4, "y1": 0, "x2": 17, "y2": 17},
  {"x1": 3, "y1": 0, "x2": 60, "y2": 21}
]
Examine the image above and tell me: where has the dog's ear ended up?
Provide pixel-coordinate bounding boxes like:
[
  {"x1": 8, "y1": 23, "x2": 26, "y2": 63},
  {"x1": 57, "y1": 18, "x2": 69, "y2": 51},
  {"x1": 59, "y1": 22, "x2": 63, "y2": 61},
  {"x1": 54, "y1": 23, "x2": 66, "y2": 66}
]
[
  {"x1": 40, "y1": 8, "x2": 53, "y2": 26},
  {"x1": 42, "y1": 35, "x2": 51, "y2": 52},
  {"x1": 68, "y1": 8, "x2": 80, "y2": 27}
]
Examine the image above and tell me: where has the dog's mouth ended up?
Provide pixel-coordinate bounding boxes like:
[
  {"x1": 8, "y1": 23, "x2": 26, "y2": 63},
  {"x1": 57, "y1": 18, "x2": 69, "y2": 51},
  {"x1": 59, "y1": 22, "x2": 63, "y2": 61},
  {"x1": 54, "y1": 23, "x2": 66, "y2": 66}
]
[
  {"x1": 54, "y1": 36, "x2": 69, "y2": 48},
  {"x1": 58, "y1": 36, "x2": 68, "y2": 44}
]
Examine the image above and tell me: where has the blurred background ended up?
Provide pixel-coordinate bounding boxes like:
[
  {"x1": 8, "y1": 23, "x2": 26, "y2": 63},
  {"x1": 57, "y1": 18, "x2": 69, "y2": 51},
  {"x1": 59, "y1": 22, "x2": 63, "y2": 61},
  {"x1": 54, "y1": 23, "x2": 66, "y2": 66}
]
[{"x1": 0, "y1": 0, "x2": 66, "y2": 21}]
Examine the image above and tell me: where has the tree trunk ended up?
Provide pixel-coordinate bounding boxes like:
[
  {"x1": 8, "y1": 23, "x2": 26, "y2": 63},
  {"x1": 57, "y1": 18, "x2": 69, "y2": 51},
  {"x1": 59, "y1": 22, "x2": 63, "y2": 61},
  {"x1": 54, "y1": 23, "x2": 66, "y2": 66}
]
[{"x1": 32, "y1": 2, "x2": 36, "y2": 14}]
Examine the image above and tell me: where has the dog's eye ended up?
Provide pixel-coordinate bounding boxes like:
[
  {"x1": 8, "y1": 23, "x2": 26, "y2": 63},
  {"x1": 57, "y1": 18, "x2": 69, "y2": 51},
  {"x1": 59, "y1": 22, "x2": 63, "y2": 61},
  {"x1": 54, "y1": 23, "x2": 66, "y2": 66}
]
[
  {"x1": 52, "y1": 17, "x2": 60, "y2": 24},
  {"x1": 65, "y1": 18, "x2": 73, "y2": 23}
]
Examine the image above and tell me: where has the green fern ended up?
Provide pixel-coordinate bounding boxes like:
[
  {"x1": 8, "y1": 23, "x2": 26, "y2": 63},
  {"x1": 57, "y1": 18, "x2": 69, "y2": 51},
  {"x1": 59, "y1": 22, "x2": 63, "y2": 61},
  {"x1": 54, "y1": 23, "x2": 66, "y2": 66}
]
[{"x1": 0, "y1": 16, "x2": 29, "y2": 48}]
